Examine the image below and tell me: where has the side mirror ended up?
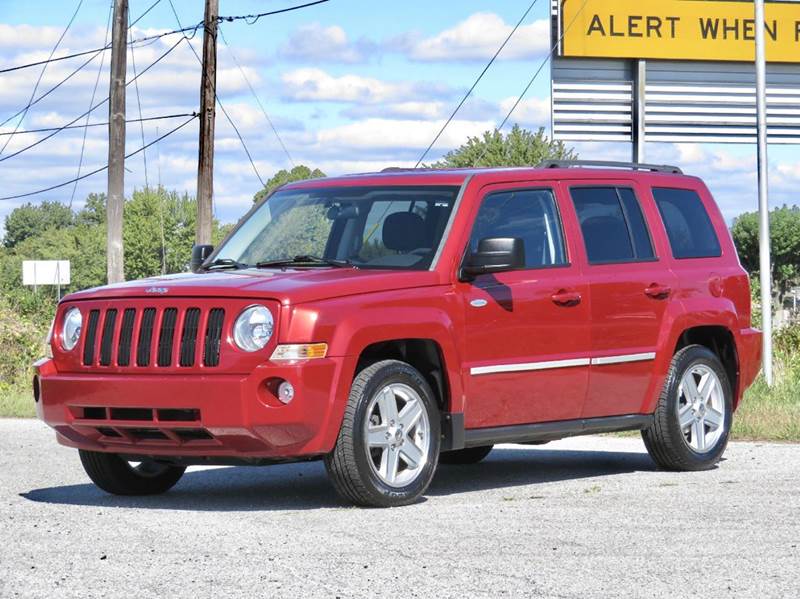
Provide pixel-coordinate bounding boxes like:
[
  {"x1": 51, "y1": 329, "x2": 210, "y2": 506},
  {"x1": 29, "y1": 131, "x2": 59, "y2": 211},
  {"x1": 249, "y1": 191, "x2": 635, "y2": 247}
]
[
  {"x1": 460, "y1": 237, "x2": 525, "y2": 281},
  {"x1": 191, "y1": 244, "x2": 214, "y2": 273}
]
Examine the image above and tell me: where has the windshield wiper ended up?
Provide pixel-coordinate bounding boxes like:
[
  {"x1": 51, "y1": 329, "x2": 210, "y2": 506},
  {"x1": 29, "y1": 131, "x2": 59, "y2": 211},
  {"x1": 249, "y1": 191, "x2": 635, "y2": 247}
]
[
  {"x1": 255, "y1": 255, "x2": 355, "y2": 269},
  {"x1": 203, "y1": 258, "x2": 250, "y2": 271}
]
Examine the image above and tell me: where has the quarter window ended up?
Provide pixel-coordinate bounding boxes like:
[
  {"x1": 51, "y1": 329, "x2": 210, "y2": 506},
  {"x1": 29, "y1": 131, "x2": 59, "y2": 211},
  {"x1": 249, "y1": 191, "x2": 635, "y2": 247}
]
[
  {"x1": 653, "y1": 188, "x2": 721, "y2": 259},
  {"x1": 469, "y1": 189, "x2": 567, "y2": 269},
  {"x1": 571, "y1": 187, "x2": 655, "y2": 264}
]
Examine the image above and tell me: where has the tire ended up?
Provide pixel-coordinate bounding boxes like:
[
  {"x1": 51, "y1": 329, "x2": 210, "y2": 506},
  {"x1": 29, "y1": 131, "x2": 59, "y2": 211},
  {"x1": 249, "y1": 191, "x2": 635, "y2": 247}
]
[
  {"x1": 642, "y1": 345, "x2": 732, "y2": 471},
  {"x1": 79, "y1": 450, "x2": 186, "y2": 495},
  {"x1": 325, "y1": 360, "x2": 441, "y2": 507},
  {"x1": 439, "y1": 445, "x2": 493, "y2": 465}
]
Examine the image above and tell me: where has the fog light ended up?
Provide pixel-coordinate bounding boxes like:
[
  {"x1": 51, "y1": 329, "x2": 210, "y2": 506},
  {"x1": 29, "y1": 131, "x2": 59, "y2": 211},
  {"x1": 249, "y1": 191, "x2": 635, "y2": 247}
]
[{"x1": 277, "y1": 381, "x2": 295, "y2": 404}]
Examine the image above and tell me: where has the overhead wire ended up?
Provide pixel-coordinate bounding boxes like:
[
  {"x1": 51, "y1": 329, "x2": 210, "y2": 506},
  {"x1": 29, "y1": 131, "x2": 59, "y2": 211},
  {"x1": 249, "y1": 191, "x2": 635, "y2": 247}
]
[
  {"x1": 0, "y1": 114, "x2": 198, "y2": 202},
  {"x1": 167, "y1": 0, "x2": 265, "y2": 188},
  {"x1": 218, "y1": 25, "x2": 295, "y2": 168},
  {"x1": 0, "y1": 0, "x2": 85, "y2": 157},
  {"x1": 414, "y1": 0, "x2": 540, "y2": 168},
  {"x1": 129, "y1": 11, "x2": 149, "y2": 188},
  {"x1": 0, "y1": 34, "x2": 189, "y2": 163},
  {"x1": 70, "y1": 0, "x2": 113, "y2": 208},
  {"x1": 0, "y1": 113, "x2": 199, "y2": 137},
  {"x1": 218, "y1": 0, "x2": 331, "y2": 25},
  {"x1": 473, "y1": 0, "x2": 590, "y2": 166}
]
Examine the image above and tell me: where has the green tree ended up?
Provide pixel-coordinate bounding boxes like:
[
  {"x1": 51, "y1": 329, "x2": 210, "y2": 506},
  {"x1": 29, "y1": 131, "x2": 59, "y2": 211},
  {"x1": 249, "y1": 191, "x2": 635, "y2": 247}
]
[
  {"x1": 732, "y1": 205, "x2": 800, "y2": 310},
  {"x1": 433, "y1": 125, "x2": 577, "y2": 168},
  {"x1": 3, "y1": 200, "x2": 73, "y2": 248},
  {"x1": 253, "y1": 165, "x2": 326, "y2": 203}
]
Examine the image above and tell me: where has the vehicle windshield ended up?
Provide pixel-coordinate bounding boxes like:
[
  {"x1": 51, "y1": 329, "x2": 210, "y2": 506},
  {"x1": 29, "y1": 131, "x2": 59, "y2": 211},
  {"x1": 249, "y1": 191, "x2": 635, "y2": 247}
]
[{"x1": 213, "y1": 185, "x2": 460, "y2": 270}]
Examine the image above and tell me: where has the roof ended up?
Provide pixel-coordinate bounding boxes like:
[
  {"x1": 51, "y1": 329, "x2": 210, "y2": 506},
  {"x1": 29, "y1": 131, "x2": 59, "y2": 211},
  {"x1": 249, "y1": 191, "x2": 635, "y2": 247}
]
[{"x1": 281, "y1": 164, "x2": 698, "y2": 191}]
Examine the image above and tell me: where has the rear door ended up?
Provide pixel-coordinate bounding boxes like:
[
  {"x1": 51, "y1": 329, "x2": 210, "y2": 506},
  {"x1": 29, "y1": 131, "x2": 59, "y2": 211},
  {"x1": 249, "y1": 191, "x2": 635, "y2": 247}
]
[
  {"x1": 568, "y1": 181, "x2": 678, "y2": 418},
  {"x1": 457, "y1": 181, "x2": 591, "y2": 428}
]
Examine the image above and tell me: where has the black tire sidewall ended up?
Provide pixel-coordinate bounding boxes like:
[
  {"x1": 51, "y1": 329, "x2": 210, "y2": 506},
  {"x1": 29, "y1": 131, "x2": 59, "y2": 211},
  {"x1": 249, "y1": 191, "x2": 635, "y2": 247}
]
[
  {"x1": 663, "y1": 346, "x2": 733, "y2": 468},
  {"x1": 350, "y1": 361, "x2": 440, "y2": 505}
]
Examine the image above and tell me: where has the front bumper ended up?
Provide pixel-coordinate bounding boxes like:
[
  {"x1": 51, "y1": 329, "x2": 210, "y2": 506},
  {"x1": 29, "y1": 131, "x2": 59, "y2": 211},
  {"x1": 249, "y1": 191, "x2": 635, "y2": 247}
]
[{"x1": 34, "y1": 356, "x2": 354, "y2": 459}]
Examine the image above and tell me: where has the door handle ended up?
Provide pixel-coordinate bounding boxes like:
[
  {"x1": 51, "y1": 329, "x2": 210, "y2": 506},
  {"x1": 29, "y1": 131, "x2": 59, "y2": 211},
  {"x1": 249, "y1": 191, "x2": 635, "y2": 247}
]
[
  {"x1": 645, "y1": 284, "x2": 671, "y2": 299},
  {"x1": 551, "y1": 290, "x2": 581, "y2": 307}
]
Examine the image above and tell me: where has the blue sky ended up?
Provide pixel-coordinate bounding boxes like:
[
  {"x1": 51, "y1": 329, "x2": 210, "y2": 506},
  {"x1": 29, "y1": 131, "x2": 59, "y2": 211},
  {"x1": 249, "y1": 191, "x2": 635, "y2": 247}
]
[{"x1": 0, "y1": 0, "x2": 798, "y2": 232}]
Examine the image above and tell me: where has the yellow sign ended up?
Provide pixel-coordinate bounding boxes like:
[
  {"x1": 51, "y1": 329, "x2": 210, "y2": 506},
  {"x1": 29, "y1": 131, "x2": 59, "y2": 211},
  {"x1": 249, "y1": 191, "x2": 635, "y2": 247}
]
[{"x1": 561, "y1": 0, "x2": 800, "y2": 63}]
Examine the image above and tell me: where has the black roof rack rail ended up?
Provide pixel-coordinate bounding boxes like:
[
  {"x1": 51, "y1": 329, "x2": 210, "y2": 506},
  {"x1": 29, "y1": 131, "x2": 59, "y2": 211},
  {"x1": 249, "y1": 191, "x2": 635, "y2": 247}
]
[{"x1": 537, "y1": 160, "x2": 683, "y2": 174}]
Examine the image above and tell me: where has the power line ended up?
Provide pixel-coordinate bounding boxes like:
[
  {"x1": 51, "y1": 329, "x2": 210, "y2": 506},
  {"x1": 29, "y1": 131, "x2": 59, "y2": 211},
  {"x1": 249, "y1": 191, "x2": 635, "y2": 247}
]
[
  {"x1": 218, "y1": 25, "x2": 295, "y2": 168},
  {"x1": 415, "y1": 0, "x2": 540, "y2": 167},
  {"x1": 473, "y1": 0, "x2": 590, "y2": 166},
  {"x1": 0, "y1": 113, "x2": 198, "y2": 137},
  {"x1": 168, "y1": 0, "x2": 265, "y2": 187},
  {"x1": 0, "y1": 35, "x2": 188, "y2": 163},
  {"x1": 129, "y1": 11, "x2": 149, "y2": 188},
  {"x1": 0, "y1": 0, "x2": 85, "y2": 157},
  {"x1": 219, "y1": 0, "x2": 331, "y2": 24},
  {"x1": 0, "y1": 114, "x2": 197, "y2": 202},
  {"x1": 0, "y1": 0, "x2": 325, "y2": 76},
  {"x1": 70, "y1": 0, "x2": 113, "y2": 209}
]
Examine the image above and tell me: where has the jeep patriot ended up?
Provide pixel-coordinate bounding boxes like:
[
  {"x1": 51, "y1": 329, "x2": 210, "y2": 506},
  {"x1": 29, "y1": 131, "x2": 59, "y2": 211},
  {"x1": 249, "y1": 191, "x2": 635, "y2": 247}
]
[{"x1": 34, "y1": 161, "x2": 762, "y2": 507}]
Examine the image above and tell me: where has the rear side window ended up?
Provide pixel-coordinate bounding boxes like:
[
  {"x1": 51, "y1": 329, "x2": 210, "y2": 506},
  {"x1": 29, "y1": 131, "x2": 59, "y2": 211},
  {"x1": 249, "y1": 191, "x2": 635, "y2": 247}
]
[
  {"x1": 652, "y1": 188, "x2": 721, "y2": 259},
  {"x1": 469, "y1": 188, "x2": 567, "y2": 269},
  {"x1": 570, "y1": 187, "x2": 655, "y2": 264}
]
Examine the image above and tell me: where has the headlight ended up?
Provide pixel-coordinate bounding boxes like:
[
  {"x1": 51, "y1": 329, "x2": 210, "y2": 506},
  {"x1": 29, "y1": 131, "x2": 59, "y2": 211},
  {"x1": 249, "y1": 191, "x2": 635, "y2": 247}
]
[
  {"x1": 61, "y1": 307, "x2": 82, "y2": 351},
  {"x1": 233, "y1": 305, "x2": 274, "y2": 352}
]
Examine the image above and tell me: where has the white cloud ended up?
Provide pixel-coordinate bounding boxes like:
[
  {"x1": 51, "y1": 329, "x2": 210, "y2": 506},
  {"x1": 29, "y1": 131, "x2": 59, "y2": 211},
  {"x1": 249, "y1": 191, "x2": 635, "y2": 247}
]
[
  {"x1": 498, "y1": 96, "x2": 550, "y2": 128},
  {"x1": 407, "y1": 13, "x2": 550, "y2": 62},
  {"x1": 280, "y1": 68, "x2": 451, "y2": 104},
  {"x1": 279, "y1": 23, "x2": 372, "y2": 63}
]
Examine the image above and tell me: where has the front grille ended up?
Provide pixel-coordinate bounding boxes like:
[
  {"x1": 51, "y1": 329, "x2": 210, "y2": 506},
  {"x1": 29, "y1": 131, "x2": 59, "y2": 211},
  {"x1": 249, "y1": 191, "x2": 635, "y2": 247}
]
[{"x1": 79, "y1": 306, "x2": 225, "y2": 369}]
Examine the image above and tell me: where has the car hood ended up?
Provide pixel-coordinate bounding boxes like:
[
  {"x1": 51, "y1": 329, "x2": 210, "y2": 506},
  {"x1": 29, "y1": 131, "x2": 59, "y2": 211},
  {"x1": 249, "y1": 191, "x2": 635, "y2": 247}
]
[{"x1": 64, "y1": 268, "x2": 443, "y2": 305}]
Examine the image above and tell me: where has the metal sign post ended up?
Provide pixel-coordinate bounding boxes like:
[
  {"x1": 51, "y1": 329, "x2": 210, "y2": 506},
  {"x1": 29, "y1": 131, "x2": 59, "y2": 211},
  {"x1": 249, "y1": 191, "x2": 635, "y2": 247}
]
[{"x1": 754, "y1": 0, "x2": 773, "y2": 386}]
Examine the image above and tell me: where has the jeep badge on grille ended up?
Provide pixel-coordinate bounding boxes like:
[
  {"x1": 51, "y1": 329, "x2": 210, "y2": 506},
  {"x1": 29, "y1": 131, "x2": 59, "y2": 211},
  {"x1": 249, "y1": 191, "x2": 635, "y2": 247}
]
[{"x1": 145, "y1": 287, "x2": 168, "y2": 294}]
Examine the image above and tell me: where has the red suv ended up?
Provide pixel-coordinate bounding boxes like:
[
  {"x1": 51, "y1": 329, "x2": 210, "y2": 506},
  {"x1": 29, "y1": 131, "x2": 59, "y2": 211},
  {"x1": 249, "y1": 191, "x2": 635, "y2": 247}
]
[{"x1": 34, "y1": 161, "x2": 762, "y2": 507}]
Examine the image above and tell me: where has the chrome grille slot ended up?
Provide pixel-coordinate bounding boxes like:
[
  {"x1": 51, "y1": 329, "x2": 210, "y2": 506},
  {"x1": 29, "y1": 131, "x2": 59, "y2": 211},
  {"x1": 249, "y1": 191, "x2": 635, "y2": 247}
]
[
  {"x1": 179, "y1": 308, "x2": 201, "y2": 367},
  {"x1": 82, "y1": 310, "x2": 100, "y2": 365},
  {"x1": 157, "y1": 308, "x2": 178, "y2": 367},
  {"x1": 98, "y1": 309, "x2": 118, "y2": 366},
  {"x1": 136, "y1": 308, "x2": 156, "y2": 366},
  {"x1": 117, "y1": 308, "x2": 136, "y2": 366},
  {"x1": 203, "y1": 308, "x2": 225, "y2": 367}
]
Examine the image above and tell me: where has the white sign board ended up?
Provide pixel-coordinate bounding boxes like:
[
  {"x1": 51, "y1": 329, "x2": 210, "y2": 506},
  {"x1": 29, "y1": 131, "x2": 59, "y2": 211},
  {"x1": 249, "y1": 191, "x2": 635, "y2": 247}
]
[{"x1": 22, "y1": 260, "x2": 70, "y2": 286}]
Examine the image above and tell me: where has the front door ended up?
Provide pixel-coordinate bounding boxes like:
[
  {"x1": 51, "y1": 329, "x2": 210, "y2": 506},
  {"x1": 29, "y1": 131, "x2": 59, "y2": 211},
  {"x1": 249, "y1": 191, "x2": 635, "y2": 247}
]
[{"x1": 458, "y1": 183, "x2": 592, "y2": 429}]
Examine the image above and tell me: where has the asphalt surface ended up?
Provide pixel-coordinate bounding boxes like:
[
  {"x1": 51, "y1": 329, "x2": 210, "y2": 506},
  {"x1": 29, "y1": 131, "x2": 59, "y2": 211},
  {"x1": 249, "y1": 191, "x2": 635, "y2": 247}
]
[{"x1": 1, "y1": 418, "x2": 798, "y2": 599}]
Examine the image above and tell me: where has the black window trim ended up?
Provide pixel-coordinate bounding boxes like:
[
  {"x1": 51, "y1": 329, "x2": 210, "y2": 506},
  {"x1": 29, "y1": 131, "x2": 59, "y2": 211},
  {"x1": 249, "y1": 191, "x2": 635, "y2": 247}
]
[
  {"x1": 569, "y1": 184, "x2": 659, "y2": 267},
  {"x1": 652, "y1": 186, "x2": 723, "y2": 260},
  {"x1": 463, "y1": 185, "x2": 572, "y2": 274}
]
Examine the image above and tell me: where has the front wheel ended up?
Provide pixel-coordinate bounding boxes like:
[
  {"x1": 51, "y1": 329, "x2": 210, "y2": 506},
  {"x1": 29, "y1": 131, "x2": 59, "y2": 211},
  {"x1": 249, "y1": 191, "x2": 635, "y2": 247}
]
[
  {"x1": 325, "y1": 360, "x2": 440, "y2": 507},
  {"x1": 642, "y1": 345, "x2": 732, "y2": 471},
  {"x1": 79, "y1": 450, "x2": 186, "y2": 495}
]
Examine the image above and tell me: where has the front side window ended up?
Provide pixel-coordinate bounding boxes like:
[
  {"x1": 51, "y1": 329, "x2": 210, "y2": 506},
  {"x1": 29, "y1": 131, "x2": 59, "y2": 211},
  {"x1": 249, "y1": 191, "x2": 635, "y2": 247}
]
[
  {"x1": 652, "y1": 188, "x2": 721, "y2": 259},
  {"x1": 571, "y1": 187, "x2": 655, "y2": 264},
  {"x1": 468, "y1": 188, "x2": 567, "y2": 269},
  {"x1": 214, "y1": 186, "x2": 459, "y2": 270}
]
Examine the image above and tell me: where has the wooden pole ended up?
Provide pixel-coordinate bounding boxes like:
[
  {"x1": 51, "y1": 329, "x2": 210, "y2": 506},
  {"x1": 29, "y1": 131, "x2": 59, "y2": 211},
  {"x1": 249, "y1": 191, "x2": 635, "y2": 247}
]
[
  {"x1": 107, "y1": 0, "x2": 128, "y2": 283},
  {"x1": 196, "y1": 0, "x2": 218, "y2": 245}
]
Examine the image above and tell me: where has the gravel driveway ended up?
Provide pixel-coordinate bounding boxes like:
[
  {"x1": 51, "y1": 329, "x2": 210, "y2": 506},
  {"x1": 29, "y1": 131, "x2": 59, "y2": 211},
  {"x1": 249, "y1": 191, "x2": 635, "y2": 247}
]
[{"x1": 1, "y1": 418, "x2": 797, "y2": 598}]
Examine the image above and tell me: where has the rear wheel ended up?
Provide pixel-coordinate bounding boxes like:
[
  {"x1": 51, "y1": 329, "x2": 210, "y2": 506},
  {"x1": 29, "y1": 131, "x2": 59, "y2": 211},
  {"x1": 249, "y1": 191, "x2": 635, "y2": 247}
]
[
  {"x1": 79, "y1": 450, "x2": 186, "y2": 495},
  {"x1": 325, "y1": 360, "x2": 440, "y2": 507},
  {"x1": 642, "y1": 345, "x2": 732, "y2": 471},
  {"x1": 439, "y1": 445, "x2": 493, "y2": 465}
]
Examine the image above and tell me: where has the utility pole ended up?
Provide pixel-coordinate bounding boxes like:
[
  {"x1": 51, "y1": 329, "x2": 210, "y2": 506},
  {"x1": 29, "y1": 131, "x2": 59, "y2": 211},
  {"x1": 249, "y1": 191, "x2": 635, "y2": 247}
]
[
  {"x1": 196, "y1": 0, "x2": 218, "y2": 245},
  {"x1": 107, "y1": 0, "x2": 128, "y2": 284},
  {"x1": 754, "y1": 0, "x2": 773, "y2": 386}
]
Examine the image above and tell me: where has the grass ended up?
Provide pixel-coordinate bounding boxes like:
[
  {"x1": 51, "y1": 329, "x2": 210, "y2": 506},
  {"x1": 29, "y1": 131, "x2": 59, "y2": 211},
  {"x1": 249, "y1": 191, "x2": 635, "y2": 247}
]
[
  {"x1": 0, "y1": 388, "x2": 36, "y2": 418},
  {"x1": 733, "y1": 361, "x2": 800, "y2": 442}
]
